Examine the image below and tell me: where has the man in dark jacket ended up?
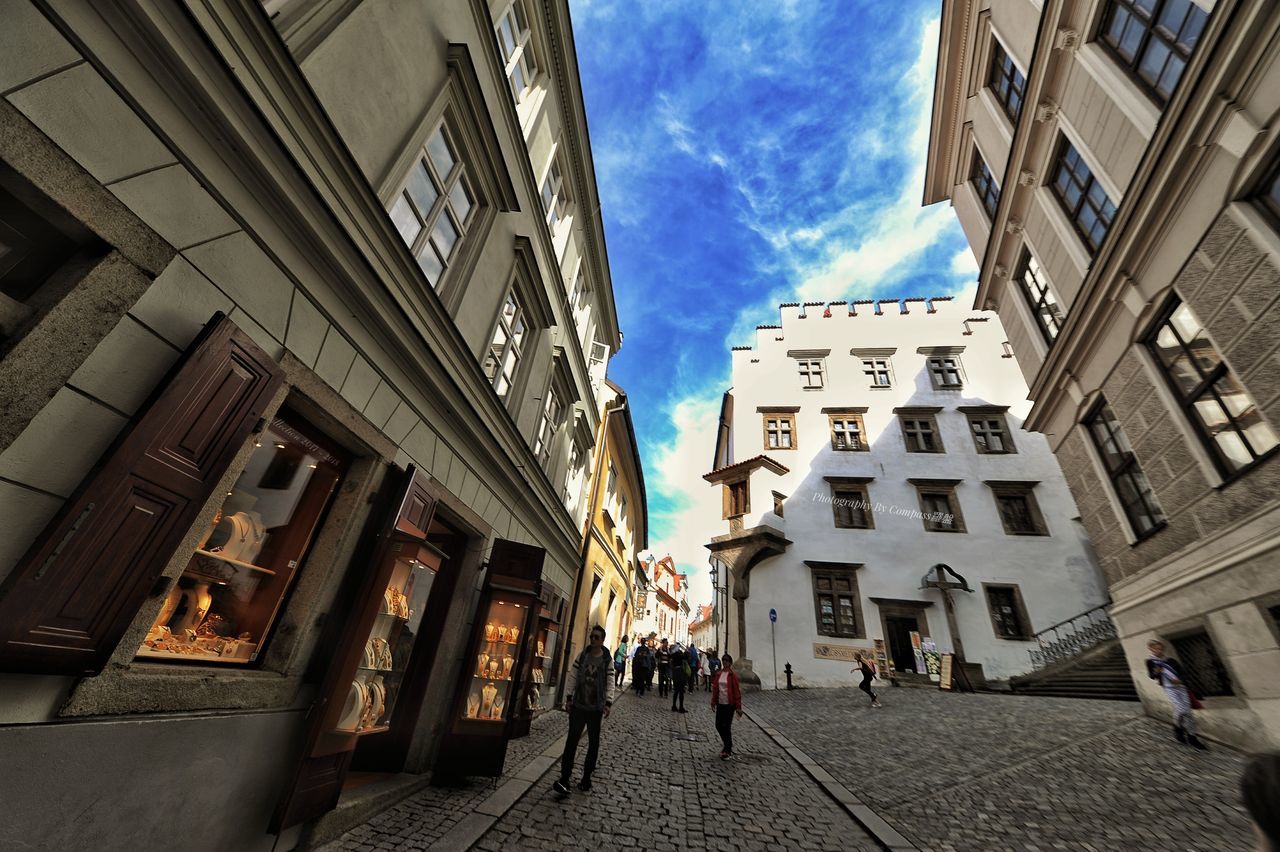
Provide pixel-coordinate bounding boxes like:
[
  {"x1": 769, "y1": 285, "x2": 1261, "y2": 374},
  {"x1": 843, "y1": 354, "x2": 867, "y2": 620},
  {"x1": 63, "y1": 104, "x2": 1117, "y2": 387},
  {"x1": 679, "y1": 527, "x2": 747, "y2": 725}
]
[
  {"x1": 670, "y1": 645, "x2": 688, "y2": 712},
  {"x1": 555, "y1": 624, "x2": 615, "y2": 795},
  {"x1": 656, "y1": 638, "x2": 672, "y2": 698},
  {"x1": 632, "y1": 638, "x2": 653, "y2": 696}
]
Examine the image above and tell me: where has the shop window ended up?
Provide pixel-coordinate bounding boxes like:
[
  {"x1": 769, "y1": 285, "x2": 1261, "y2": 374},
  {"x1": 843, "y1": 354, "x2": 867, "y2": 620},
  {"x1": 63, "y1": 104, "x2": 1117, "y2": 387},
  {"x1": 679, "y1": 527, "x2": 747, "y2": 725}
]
[
  {"x1": 1084, "y1": 398, "x2": 1167, "y2": 539},
  {"x1": 1145, "y1": 297, "x2": 1279, "y2": 477},
  {"x1": 1170, "y1": 629, "x2": 1234, "y2": 698},
  {"x1": 388, "y1": 121, "x2": 476, "y2": 291},
  {"x1": 984, "y1": 584, "x2": 1032, "y2": 640},
  {"x1": 811, "y1": 566, "x2": 862, "y2": 638},
  {"x1": 138, "y1": 409, "x2": 349, "y2": 665},
  {"x1": 1097, "y1": 0, "x2": 1208, "y2": 106}
]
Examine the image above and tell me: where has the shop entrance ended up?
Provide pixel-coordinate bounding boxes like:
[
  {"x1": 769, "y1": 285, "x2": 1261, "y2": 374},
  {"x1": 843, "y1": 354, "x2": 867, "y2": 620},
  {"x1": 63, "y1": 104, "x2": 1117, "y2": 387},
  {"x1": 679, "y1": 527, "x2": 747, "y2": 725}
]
[{"x1": 885, "y1": 615, "x2": 921, "y2": 673}]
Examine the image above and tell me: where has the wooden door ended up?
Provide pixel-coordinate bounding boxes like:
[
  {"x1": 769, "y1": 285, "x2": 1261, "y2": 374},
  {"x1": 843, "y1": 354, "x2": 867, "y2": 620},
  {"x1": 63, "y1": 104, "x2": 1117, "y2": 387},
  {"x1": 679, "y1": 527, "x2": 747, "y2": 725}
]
[
  {"x1": 0, "y1": 312, "x2": 283, "y2": 675},
  {"x1": 271, "y1": 464, "x2": 436, "y2": 831},
  {"x1": 886, "y1": 616, "x2": 919, "y2": 673}
]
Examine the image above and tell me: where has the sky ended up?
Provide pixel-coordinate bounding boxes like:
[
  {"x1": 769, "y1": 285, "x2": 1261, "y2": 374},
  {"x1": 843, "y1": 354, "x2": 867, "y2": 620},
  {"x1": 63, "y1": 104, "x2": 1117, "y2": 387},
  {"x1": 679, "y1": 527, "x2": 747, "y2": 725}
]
[{"x1": 570, "y1": 0, "x2": 979, "y2": 610}]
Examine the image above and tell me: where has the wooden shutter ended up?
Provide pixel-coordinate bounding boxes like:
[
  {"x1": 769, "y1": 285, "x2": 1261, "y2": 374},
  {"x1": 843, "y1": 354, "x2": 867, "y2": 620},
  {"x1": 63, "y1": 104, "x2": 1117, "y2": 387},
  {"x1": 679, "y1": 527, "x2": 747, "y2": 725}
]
[{"x1": 0, "y1": 312, "x2": 284, "y2": 675}]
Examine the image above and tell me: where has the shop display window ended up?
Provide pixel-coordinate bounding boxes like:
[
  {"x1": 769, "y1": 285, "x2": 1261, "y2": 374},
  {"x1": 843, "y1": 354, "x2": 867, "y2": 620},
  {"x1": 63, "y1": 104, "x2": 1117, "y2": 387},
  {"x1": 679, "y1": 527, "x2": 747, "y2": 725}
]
[
  {"x1": 137, "y1": 411, "x2": 348, "y2": 664},
  {"x1": 463, "y1": 597, "x2": 529, "y2": 722},
  {"x1": 336, "y1": 546, "x2": 441, "y2": 732},
  {"x1": 524, "y1": 625, "x2": 559, "y2": 713}
]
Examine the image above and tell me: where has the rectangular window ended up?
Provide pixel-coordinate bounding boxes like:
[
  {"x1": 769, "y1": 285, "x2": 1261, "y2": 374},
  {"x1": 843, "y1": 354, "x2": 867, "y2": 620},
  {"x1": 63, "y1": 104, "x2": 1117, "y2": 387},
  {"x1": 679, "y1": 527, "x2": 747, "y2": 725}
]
[
  {"x1": 541, "y1": 155, "x2": 568, "y2": 230},
  {"x1": 1098, "y1": 0, "x2": 1209, "y2": 105},
  {"x1": 1051, "y1": 138, "x2": 1117, "y2": 254},
  {"x1": 811, "y1": 567, "x2": 861, "y2": 638},
  {"x1": 862, "y1": 357, "x2": 893, "y2": 387},
  {"x1": 829, "y1": 414, "x2": 867, "y2": 451},
  {"x1": 968, "y1": 412, "x2": 1015, "y2": 454},
  {"x1": 987, "y1": 483, "x2": 1049, "y2": 535},
  {"x1": 971, "y1": 150, "x2": 1000, "y2": 220},
  {"x1": 764, "y1": 414, "x2": 796, "y2": 450},
  {"x1": 831, "y1": 486, "x2": 872, "y2": 529},
  {"x1": 1145, "y1": 297, "x2": 1279, "y2": 476},
  {"x1": 1169, "y1": 630, "x2": 1234, "y2": 698},
  {"x1": 389, "y1": 122, "x2": 475, "y2": 289},
  {"x1": 900, "y1": 415, "x2": 943, "y2": 453},
  {"x1": 482, "y1": 289, "x2": 527, "y2": 400},
  {"x1": 985, "y1": 584, "x2": 1032, "y2": 640},
  {"x1": 1084, "y1": 399, "x2": 1167, "y2": 538},
  {"x1": 772, "y1": 491, "x2": 785, "y2": 517},
  {"x1": 495, "y1": 0, "x2": 538, "y2": 103},
  {"x1": 533, "y1": 386, "x2": 563, "y2": 466},
  {"x1": 1015, "y1": 249, "x2": 1066, "y2": 343},
  {"x1": 927, "y1": 356, "x2": 964, "y2": 389},
  {"x1": 911, "y1": 481, "x2": 966, "y2": 532},
  {"x1": 988, "y1": 38, "x2": 1027, "y2": 122},
  {"x1": 138, "y1": 410, "x2": 349, "y2": 665},
  {"x1": 796, "y1": 358, "x2": 825, "y2": 389},
  {"x1": 725, "y1": 479, "x2": 749, "y2": 518}
]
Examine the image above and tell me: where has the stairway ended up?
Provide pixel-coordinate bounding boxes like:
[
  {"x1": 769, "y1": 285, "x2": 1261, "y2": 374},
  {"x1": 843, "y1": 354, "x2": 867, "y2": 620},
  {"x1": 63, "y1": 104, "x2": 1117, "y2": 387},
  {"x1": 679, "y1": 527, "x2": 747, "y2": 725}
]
[{"x1": 1009, "y1": 640, "x2": 1139, "y2": 702}]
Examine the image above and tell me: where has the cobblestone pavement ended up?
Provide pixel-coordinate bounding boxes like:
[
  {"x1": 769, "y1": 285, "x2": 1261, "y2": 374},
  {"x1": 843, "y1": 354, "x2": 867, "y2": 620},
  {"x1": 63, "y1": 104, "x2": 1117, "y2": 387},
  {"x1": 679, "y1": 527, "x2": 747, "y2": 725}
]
[
  {"x1": 749, "y1": 687, "x2": 1254, "y2": 852},
  {"x1": 474, "y1": 688, "x2": 881, "y2": 852},
  {"x1": 319, "y1": 708, "x2": 564, "y2": 851}
]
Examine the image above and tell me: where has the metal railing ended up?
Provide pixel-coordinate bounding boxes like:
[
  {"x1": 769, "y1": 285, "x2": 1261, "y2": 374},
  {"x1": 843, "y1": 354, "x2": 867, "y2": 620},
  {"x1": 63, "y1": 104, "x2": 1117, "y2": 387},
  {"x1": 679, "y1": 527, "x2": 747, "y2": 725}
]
[{"x1": 1027, "y1": 603, "x2": 1116, "y2": 670}]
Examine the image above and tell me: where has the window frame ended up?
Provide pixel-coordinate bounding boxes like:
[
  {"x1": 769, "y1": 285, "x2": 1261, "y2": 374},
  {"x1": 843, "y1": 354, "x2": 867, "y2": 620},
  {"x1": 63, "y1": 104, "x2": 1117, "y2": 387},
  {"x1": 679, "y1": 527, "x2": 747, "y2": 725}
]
[
  {"x1": 828, "y1": 412, "x2": 869, "y2": 451},
  {"x1": 899, "y1": 412, "x2": 945, "y2": 454},
  {"x1": 1014, "y1": 247, "x2": 1066, "y2": 344},
  {"x1": 827, "y1": 480, "x2": 874, "y2": 530},
  {"x1": 532, "y1": 382, "x2": 564, "y2": 468},
  {"x1": 983, "y1": 583, "x2": 1034, "y2": 640},
  {"x1": 1095, "y1": 0, "x2": 1209, "y2": 108},
  {"x1": 762, "y1": 412, "x2": 797, "y2": 451},
  {"x1": 1143, "y1": 296, "x2": 1280, "y2": 480},
  {"x1": 965, "y1": 409, "x2": 1017, "y2": 455},
  {"x1": 494, "y1": 0, "x2": 540, "y2": 104},
  {"x1": 1168, "y1": 627, "x2": 1236, "y2": 698},
  {"x1": 1082, "y1": 397, "x2": 1167, "y2": 540},
  {"x1": 1258, "y1": 154, "x2": 1280, "y2": 226},
  {"x1": 971, "y1": 149, "x2": 1001, "y2": 221},
  {"x1": 540, "y1": 150, "x2": 569, "y2": 232},
  {"x1": 723, "y1": 478, "x2": 749, "y2": 519},
  {"x1": 482, "y1": 286, "x2": 528, "y2": 403},
  {"x1": 910, "y1": 480, "x2": 966, "y2": 533},
  {"x1": 796, "y1": 357, "x2": 825, "y2": 389},
  {"x1": 987, "y1": 36, "x2": 1027, "y2": 123},
  {"x1": 926, "y1": 355, "x2": 966, "y2": 390},
  {"x1": 810, "y1": 565, "x2": 864, "y2": 639},
  {"x1": 1049, "y1": 136, "x2": 1117, "y2": 255},
  {"x1": 985, "y1": 481, "x2": 1049, "y2": 536}
]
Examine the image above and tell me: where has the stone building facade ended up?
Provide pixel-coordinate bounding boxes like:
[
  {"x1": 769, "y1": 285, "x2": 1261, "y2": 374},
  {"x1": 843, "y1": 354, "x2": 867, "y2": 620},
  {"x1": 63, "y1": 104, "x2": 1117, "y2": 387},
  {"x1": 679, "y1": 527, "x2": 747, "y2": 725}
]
[
  {"x1": 925, "y1": 0, "x2": 1280, "y2": 748},
  {"x1": 0, "y1": 0, "x2": 619, "y2": 848}
]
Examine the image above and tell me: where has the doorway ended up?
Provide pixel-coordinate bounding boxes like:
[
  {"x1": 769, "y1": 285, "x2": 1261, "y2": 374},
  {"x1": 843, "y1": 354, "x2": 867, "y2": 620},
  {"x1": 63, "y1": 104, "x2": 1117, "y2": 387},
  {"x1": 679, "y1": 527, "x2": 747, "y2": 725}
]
[{"x1": 885, "y1": 615, "x2": 921, "y2": 673}]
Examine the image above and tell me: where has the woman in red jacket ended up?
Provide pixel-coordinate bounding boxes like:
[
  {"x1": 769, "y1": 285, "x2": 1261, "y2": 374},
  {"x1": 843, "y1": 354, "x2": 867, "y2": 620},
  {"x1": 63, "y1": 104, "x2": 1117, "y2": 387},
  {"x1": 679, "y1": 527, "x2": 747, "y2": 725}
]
[{"x1": 710, "y1": 653, "x2": 743, "y2": 759}]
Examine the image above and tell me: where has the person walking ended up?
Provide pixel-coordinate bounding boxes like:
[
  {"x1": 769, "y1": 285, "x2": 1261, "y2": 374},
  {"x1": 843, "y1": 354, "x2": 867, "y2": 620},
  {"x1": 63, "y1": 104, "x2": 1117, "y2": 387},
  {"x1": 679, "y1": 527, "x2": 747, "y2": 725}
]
[
  {"x1": 696, "y1": 647, "x2": 709, "y2": 692},
  {"x1": 852, "y1": 652, "x2": 882, "y2": 708},
  {"x1": 706, "y1": 649, "x2": 720, "y2": 692},
  {"x1": 632, "y1": 639, "x2": 652, "y2": 696},
  {"x1": 670, "y1": 644, "x2": 688, "y2": 713},
  {"x1": 656, "y1": 639, "x2": 672, "y2": 698},
  {"x1": 613, "y1": 635, "x2": 629, "y2": 689},
  {"x1": 710, "y1": 653, "x2": 743, "y2": 760},
  {"x1": 1145, "y1": 639, "x2": 1207, "y2": 749},
  {"x1": 554, "y1": 624, "x2": 614, "y2": 796}
]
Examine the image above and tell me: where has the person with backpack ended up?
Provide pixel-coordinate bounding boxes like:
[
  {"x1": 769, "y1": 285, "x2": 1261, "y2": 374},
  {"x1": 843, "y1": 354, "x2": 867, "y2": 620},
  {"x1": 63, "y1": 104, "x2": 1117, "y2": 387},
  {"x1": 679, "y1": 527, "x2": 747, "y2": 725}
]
[
  {"x1": 670, "y1": 644, "x2": 689, "y2": 713},
  {"x1": 1146, "y1": 638, "x2": 1207, "y2": 749},
  {"x1": 554, "y1": 624, "x2": 615, "y2": 795},
  {"x1": 851, "y1": 652, "x2": 882, "y2": 708},
  {"x1": 613, "y1": 634, "x2": 629, "y2": 689},
  {"x1": 710, "y1": 653, "x2": 743, "y2": 760}
]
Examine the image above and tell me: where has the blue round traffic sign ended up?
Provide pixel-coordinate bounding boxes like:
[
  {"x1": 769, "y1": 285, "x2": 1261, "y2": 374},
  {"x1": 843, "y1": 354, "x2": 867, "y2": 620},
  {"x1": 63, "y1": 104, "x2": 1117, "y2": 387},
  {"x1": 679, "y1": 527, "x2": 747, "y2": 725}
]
[{"x1": 769, "y1": 608, "x2": 777, "y2": 623}]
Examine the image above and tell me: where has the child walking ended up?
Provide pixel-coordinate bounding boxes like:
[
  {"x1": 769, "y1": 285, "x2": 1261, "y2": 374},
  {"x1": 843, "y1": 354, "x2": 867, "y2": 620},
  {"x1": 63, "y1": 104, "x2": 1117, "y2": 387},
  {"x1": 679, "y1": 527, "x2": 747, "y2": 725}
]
[
  {"x1": 852, "y1": 652, "x2": 882, "y2": 708},
  {"x1": 710, "y1": 653, "x2": 743, "y2": 759}
]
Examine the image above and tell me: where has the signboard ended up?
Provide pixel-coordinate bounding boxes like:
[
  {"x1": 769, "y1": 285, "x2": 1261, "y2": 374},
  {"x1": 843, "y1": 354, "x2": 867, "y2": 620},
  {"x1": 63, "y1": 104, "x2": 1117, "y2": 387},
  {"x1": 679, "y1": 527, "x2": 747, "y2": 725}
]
[
  {"x1": 922, "y1": 637, "x2": 941, "y2": 682},
  {"x1": 812, "y1": 643, "x2": 872, "y2": 662},
  {"x1": 939, "y1": 653, "x2": 954, "y2": 690},
  {"x1": 769, "y1": 608, "x2": 777, "y2": 623},
  {"x1": 873, "y1": 639, "x2": 890, "y2": 679},
  {"x1": 910, "y1": 631, "x2": 927, "y2": 675}
]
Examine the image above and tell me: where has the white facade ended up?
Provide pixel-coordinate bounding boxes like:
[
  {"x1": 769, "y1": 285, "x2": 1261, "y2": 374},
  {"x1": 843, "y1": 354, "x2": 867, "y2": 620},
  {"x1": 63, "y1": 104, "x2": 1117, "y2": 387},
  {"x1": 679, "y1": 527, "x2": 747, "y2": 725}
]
[{"x1": 710, "y1": 298, "x2": 1107, "y2": 687}]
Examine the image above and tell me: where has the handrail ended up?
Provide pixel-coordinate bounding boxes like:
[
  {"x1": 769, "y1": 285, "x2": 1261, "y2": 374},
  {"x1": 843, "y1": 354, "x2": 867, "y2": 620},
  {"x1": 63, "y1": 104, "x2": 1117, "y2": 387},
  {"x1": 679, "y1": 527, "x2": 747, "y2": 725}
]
[
  {"x1": 1032, "y1": 601, "x2": 1112, "y2": 640},
  {"x1": 1027, "y1": 602, "x2": 1116, "y2": 670}
]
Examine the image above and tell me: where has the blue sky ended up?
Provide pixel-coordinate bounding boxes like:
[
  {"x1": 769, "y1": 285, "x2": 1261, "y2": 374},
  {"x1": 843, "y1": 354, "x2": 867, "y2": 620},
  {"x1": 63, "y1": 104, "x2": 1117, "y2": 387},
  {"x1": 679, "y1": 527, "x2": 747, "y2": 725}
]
[{"x1": 571, "y1": 0, "x2": 978, "y2": 605}]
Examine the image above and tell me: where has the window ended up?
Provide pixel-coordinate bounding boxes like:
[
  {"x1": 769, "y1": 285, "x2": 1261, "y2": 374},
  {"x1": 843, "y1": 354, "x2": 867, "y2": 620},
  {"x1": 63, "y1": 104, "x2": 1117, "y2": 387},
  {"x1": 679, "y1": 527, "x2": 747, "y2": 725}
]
[
  {"x1": 967, "y1": 411, "x2": 1015, "y2": 454},
  {"x1": 911, "y1": 480, "x2": 966, "y2": 532},
  {"x1": 1145, "y1": 298, "x2": 1279, "y2": 476},
  {"x1": 495, "y1": 0, "x2": 538, "y2": 103},
  {"x1": 1098, "y1": 0, "x2": 1209, "y2": 105},
  {"x1": 482, "y1": 289, "x2": 527, "y2": 400},
  {"x1": 988, "y1": 38, "x2": 1027, "y2": 122},
  {"x1": 724, "y1": 479, "x2": 748, "y2": 518},
  {"x1": 606, "y1": 461, "x2": 618, "y2": 502},
  {"x1": 829, "y1": 414, "x2": 867, "y2": 451},
  {"x1": 830, "y1": 484, "x2": 873, "y2": 530},
  {"x1": 1169, "y1": 630, "x2": 1234, "y2": 697},
  {"x1": 971, "y1": 151, "x2": 1000, "y2": 220},
  {"x1": 862, "y1": 357, "x2": 893, "y2": 387},
  {"x1": 618, "y1": 495, "x2": 628, "y2": 528},
  {"x1": 900, "y1": 414, "x2": 943, "y2": 453},
  {"x1": 772, "y1": 491, "x2": 786, "y2": 517},
  {"x1": 1051, "y1": 138, "x2": 1116, "y2": 254},
  {"x1": 797, "y1": 358, "x2": 825, "y2": 389},
  {"x1": 764, "y1": 413, "x2": 796, "y2": 450},
  {"x1": 541, "y1": 155, "x2": 568, "y2": 230},
  {"x1": 1084, "y1": 399, "x2": 1167, "y2": 538},
  {"x1": 927, "y1": 356, "x2": 964, "y2": 389},
  {"x1": 532, "y1": 385, "x2": 563, "y2": 466},
  {"x1": 985, "y1": 584, "x2": 1032, "y2": 640},
  {"x1": 811, "y1": 566, "x2": 862, "y2": 638},
  {"x1": 987, "y1": 482, "x2": 1049, "y2": 535},
  {"x1": 389, "y1": 123, "x2": 476, "y2": 289},
  {"x1": 1015, "y1": 249, "x2": 1066, "y2": 343}
]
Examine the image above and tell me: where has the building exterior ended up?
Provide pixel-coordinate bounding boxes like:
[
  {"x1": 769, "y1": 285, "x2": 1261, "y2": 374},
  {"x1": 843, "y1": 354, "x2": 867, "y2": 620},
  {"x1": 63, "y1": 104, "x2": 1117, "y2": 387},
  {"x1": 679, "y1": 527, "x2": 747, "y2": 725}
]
[
  {"x1": 925, "y1": 0, "x2": 1280, "y2": 749},
  {"x1": 559, "y1": 378, "x2": 647, "y2": 684},
  {"x1": 630, "y1": 555, "x2": 690, "y2": 644},
  {"x1": 689, "y1": 604, "x2": 716, "y2": 652},
  {"x1": 0, "y1": 0, "x2": 619, "y2": 848},
  {"x1": 704, "y1": 299, "x2": 1107, "y2": 688}
]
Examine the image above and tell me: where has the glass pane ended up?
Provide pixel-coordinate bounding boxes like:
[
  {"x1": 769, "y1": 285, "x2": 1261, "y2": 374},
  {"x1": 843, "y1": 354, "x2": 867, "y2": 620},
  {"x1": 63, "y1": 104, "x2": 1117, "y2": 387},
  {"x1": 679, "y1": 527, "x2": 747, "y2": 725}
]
[
  {"x1": 390, "y1": 193, "x2": 421, "y2": 246},
  {"x1": 416, "y1": 244, "x2": 444, "y2": 286},
  {"x1": 1119, "y1": 17, "x2": 1145, "y2": 60},
  {"x1": 1211, "y1": 428, "x2": 1252, "y2": 472},
  {"x1": 407, "y1": 160, "x2": 439, "y2": 217},
  {"x1": 431, "y1": 212, "x2": 459, "y2": 259},
  {"x1": 465, "y1": 597, "x2": 528, "y2": 722},
  {"x1": 1138, "y1": 38, "x2": 1171, "y2": 86},
  {"x1": 139, "y1": 415, "x2": 346, "y2": 665},
  {"x1": 498, "y1": 16, "x2": 517, "y2": 59},
  {"x1": 427, "y1": 129, "x2": 456, "y2": 179},
  {"x1": 510, "y1": 63, "x2": 527, "y2": 97}
]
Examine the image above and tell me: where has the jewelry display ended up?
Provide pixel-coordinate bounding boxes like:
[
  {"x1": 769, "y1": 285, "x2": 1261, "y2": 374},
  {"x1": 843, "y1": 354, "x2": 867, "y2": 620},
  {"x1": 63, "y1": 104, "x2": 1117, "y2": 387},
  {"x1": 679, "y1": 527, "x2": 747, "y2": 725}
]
[
  {"x1": 466, "y1": 691, "x2": 480, "y2": 719},
  {"x1": 362, "y1": 639, "x2": 377, "y2": 669},
  {"x1": 491, "y1": 694, "x2": 505, "y2": 720},
  {"x1": 497, "y1": 624, "x2": 508, "y2": 643},
  {"x1": 487, "y1": 659, "x2": 499, "y2": 679},
  {"x1": 481, "y1": 682, "x2": 497, "y2": 718},
  {"x1": 501, "y1": 655, "x2": 514, "y2": 679},
  {"x1": 338, "y1": 681, "x2": 364, "y2": 730},
  {"x1": 208, "y1": 511, "x2": 267, "y2": 564},
  {"x1": 537, "y1": 640, "x2": 545, "y2": 657},
  {"x1": 484, "y1": 622, "x2": 496, "y2": 642},
  {"x1": 527, "y1": 686, "x2": 540, "y2": 710},
  {"x1": 370, "y1": 637, "x2": 393, "y2": 670},
  {"x1": 508, "y1": 627, "x2": 519, "y2": 646},
  {"x1": 476, "y1": 652, "x2": 490, "y2": 678}
]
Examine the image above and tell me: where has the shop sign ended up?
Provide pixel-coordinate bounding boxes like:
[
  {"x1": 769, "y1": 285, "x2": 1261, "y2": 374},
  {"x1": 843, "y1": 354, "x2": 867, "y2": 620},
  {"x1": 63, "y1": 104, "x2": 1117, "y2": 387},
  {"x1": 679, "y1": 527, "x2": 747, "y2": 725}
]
[
  {"x1": 921, "y1": 637, "x2": 941, "y2": 682},
  {"x1": 873, "y1": 639, "x2": 890, "y2": 678},
  {"x1": 939, "y1": 653, "x2": 954, "y2": 690},
  {"x1": 812, "y1": 642, "x2": 872, "y2": 662},
  {"x1": 910, "y1": 630, "x2": 927, "y2": 674}
]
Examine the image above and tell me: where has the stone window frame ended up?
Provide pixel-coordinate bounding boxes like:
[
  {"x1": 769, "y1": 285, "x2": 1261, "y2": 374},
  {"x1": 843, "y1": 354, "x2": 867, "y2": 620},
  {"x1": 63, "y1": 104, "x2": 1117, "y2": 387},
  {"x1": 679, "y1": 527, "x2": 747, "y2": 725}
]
[
  {"x1": 896, "y1": 406, "x2": 945, "y2": 454},
  {"x1": 987, "y1": 35, "x2": 1027, "y2": 123},
  {"x1": 759, "y1": 406, "x2": 800, "y2": 451},
  {"x1": 925, "y1": 354, "x2": 966, "y2": 390},
  {"x1": 824, "y1": 476, "x2": 875, "y2": 530},
  {"x1": 808, "y1": 561, "x2": 864, "y2": 639},
  {"x1": 1081, "y1": 396, "x2": 1167, "y2": 541},
  {"x1": 970, "y1": 147, "x2": 1000, "y2": 220},
  {"x1": 1014, "y1": 247, "x2": 1067, "y2": 345},
  {"x1": 908, "y1": 478, "x2": 967, "y2": 533},
  {"x1": 1093, "y1": 0, "x2": 1209, "y2": 108},
  {"x1": 1049, "y1": 135, "x2": 1118, "y2": 255},
  {"x1": 1165, "y1": 624, "x2": 1237, "y2": 699},
  {"x1": 853, "y1": 347, "x2": 897, "y2": 389},
  {"x1": 771, "y1": 490, "x2": 786, "y2": 517},
  {"x1": 984, "y1": 480, "x2": 1050, "y2": 536},
  {"x1": 788, "y1": 348, "x2": 830, "y2": 391},
  {"x1": 961, "y1": 405, "x2": 1017, "y2": 454},
  {"x1": 823, "y1": 406, "x2": 870, "y2": 451},
  {"x1": 982, "y1": 582, "x2": 1034, "y2": 640}
]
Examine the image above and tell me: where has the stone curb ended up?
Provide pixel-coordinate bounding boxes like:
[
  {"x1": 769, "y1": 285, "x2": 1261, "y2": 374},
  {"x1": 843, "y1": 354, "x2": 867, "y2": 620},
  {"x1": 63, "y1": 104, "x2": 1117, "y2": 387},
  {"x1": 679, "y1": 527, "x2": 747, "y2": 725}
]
[{"x1": 742, "y1": 707, "x2": 919, "y2": 851}]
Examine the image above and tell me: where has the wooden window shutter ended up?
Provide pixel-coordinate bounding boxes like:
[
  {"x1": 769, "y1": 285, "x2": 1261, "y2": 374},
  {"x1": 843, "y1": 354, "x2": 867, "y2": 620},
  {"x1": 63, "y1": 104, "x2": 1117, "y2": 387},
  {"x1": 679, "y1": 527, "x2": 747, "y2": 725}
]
[{"x1": 0, "y1": 312, "x2": 285, "y2": 675}]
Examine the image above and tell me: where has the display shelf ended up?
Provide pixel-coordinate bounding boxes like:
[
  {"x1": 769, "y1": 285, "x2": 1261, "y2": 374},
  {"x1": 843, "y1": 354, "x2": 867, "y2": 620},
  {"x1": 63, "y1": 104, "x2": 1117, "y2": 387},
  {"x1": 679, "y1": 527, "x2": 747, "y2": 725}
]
[
  {"x1": 357, "y1": 665, "x2": 395, "y2": 673},
  {"x1": 192, "y1": 548, "x2": 276, "y2": 575},
  {"x1": 354, "y1": 724, "x2": 390, "y2": 737},
  {"x1": 472, "y1": 675, "x2": 512, "y2": 682}
]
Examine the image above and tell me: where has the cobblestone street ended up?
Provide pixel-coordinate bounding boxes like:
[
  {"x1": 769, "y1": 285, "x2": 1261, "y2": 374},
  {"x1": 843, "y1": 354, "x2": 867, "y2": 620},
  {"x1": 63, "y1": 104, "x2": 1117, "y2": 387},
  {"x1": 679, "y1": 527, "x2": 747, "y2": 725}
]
[{"x1": 749, "y1": 687, "x2": 1254, "y2": 852}]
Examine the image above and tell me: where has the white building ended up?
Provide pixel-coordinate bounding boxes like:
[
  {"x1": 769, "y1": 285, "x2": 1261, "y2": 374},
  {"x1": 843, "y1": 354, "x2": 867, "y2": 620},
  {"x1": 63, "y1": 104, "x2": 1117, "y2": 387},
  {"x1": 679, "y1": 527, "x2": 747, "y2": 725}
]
[{"x1": 705, "y1": 298, "x2": 1107, "y2": 687}]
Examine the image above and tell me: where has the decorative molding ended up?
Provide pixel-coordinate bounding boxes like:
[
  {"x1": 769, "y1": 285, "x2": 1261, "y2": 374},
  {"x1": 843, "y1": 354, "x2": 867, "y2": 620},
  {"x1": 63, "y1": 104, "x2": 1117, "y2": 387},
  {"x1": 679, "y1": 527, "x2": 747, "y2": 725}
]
[
  {"x1": 993, "y1": 263, "x2": 1008, "y2": 279},
  {"x1": 851, "y1": 347, "x2": 897, "y2": 358},
  {"x1": 1034, "y1": 98, "x2": 1059, "y2": 123},
  {"x1": 1053, "y1": 27, "x2": 1080, "y2": 52},
  {"x1": 1018, "y1": 169, "x2": 1037, "y2": 187},
  {"x1": 1006, "y1": 216, "x2": 1025, "y2": 235}
]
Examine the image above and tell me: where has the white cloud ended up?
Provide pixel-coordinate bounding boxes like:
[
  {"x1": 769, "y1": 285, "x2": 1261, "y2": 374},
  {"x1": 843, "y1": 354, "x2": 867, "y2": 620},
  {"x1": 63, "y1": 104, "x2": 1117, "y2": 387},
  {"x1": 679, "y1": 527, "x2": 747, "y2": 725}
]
[{"x1": 950, "y1": 246, "x2": 979, "y2": 275}]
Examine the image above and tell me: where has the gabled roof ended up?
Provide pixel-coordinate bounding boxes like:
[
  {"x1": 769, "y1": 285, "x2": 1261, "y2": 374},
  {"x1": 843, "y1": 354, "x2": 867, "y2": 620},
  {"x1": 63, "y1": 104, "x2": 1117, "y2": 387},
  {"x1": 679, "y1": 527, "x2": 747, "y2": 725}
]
[{"x1": 702, "y1": 454, "x2": 790, "y2": 483}]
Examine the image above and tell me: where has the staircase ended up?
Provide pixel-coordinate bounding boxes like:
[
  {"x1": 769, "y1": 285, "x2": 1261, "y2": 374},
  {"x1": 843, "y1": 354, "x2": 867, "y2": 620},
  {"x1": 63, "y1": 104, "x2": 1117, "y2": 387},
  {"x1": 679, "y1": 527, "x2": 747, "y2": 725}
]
[{"x1": 1009, "y1": 639, "x2": 1138, "y2": 701}]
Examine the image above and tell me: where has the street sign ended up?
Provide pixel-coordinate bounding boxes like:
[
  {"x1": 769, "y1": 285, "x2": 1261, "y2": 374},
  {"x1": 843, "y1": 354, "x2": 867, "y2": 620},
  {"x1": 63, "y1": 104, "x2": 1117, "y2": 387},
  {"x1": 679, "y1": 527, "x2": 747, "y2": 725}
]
[{"x1": 769, "y1": 608, "x2": 777, "y2": 623}]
